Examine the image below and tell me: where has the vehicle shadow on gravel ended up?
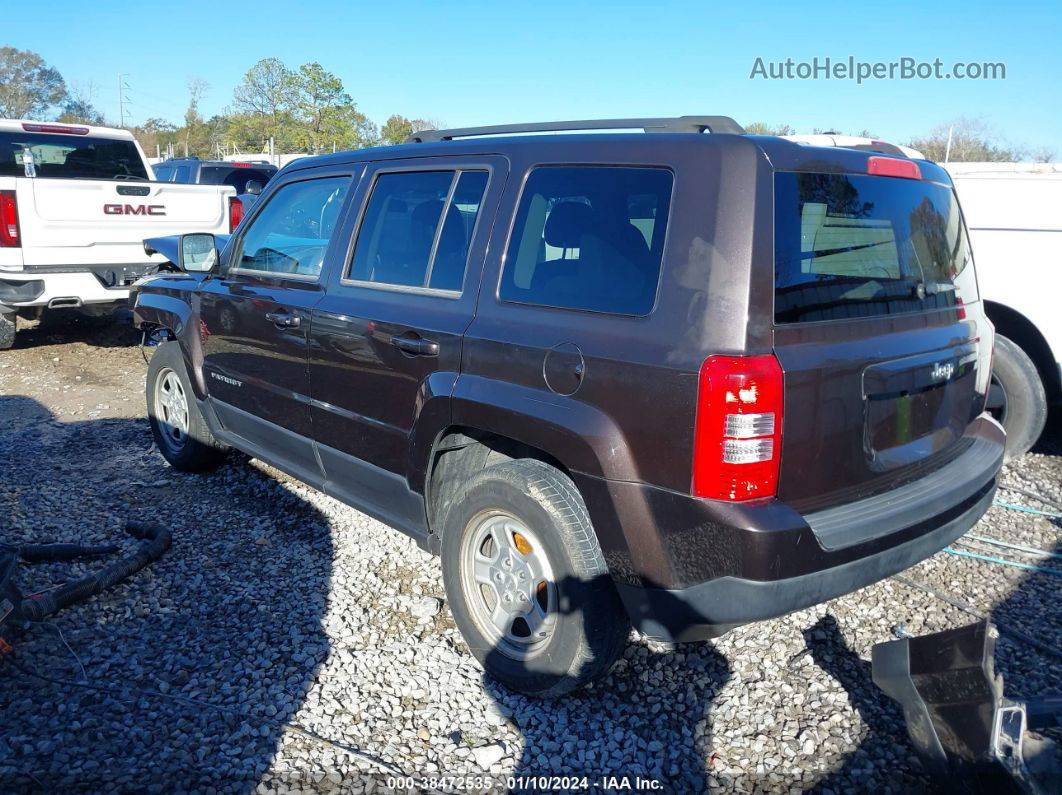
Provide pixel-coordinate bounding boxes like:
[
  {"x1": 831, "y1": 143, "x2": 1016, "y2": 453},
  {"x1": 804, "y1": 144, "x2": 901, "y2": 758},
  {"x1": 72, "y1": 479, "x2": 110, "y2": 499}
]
[
  {"x1": 0, "y1": 394, "x2": 334, "y2": 792},
  {"x1": 11, "y1": 309, "x2": 140, "y2": 350},
  {"x1": 482, "y1": 576, "x2": 731, "y2": 791}
]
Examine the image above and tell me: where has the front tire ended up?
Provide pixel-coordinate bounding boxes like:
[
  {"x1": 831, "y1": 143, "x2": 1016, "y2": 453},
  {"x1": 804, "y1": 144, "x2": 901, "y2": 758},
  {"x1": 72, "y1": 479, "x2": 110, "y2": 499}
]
[
  {"x1": 440, "y1": 459, "x2": 630, "y2": 697},
  {"x1": 987, "y1": 335, "x2": 1048, "y2": 462},
  {"x1": 146, "y1": 341, "x2": 227, "y2": 472}
]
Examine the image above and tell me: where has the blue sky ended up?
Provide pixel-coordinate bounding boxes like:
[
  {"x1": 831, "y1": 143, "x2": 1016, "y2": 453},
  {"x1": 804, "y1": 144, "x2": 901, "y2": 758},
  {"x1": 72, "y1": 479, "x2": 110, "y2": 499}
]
[{"x1": 13, "y1": 0, "x2": 1062, "y2": 153}]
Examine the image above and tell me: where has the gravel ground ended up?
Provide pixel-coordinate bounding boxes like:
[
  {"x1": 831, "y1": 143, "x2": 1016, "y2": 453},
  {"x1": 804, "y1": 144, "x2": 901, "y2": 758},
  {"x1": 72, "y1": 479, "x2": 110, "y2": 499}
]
[{"x1": 1, "y1": 313, "x2": 1059, "y2": 793}]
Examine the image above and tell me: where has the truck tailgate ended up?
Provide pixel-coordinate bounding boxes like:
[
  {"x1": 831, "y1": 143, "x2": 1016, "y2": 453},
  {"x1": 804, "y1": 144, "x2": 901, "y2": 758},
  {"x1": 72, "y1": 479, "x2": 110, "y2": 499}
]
[{"x1": 19, "y1": 180, "x2": 233, "y2": 268}]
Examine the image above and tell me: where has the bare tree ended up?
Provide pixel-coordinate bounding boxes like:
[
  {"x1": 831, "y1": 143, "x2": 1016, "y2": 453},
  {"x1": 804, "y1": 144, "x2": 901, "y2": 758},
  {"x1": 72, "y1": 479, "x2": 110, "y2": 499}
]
[
  {"x1": 58, "y1": 81, "x2": 106, "y2": 125},
  {"x1": 908, "y1": 117, "x2": 1022, "y2": 162},
  {"x1": 1030, "y1": 146, "x2": 1057, "y2": 164},
  {"x1": 183, "y1": 78, "x2": 210, "y2": 157}
]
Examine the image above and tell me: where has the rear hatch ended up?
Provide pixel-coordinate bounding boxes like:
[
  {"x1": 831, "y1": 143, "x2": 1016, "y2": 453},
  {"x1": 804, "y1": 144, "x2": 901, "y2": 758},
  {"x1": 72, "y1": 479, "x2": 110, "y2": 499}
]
[{"x1": 771, "y1": 157, "x2": 992, "y2": 512}]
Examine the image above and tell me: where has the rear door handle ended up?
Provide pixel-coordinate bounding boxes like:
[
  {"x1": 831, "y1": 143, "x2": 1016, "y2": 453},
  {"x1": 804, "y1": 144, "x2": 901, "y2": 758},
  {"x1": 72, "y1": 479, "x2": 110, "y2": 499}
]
[
  {"x1": 265, "y1": 312, "x2": 301, "y2": 328},
  {"x1": 391, "y1": 335, "x2": 439, "y2": 357}
]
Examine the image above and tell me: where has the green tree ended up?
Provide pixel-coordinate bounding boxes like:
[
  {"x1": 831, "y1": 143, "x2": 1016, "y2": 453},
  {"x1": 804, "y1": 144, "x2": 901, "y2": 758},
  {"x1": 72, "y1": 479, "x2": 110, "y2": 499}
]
[
  {"x1": 289, "y1": 62, "x2": 366, "y2": 153},
  {"x1": 0, "y1": 47, "x2": 66, "y2": 119},
  {"x1": 130, "y1": 117, "x2": 178, "y2": 158},
  {"x1": 744, "y1": 121, "x2": 794, "y2": 136},
  {"x1": 232, "y1": 57, "x2": 295, "y2": 149},
  {"x1": 380, "y1": 114, "x2": 435, "y2": 145},
  {"x1": 908, "y1": 117, "x2": 1022, "y2": 162}
]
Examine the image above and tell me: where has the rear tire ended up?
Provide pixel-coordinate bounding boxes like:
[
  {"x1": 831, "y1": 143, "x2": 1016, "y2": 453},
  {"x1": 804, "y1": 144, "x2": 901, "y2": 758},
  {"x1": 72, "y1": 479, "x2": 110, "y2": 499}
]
[
  {"x1": 146, "y1": 341, "x2": 227, "y2": 472},
  {"x1": 440, "y1": 458, "x2": 630, "y2": 697},
  {"x1": 988, "y1": 334, "x2": 1047, "y2": 462},
  {"x1": 0, "y1": 311, "x2": 15, "y2": 350}
]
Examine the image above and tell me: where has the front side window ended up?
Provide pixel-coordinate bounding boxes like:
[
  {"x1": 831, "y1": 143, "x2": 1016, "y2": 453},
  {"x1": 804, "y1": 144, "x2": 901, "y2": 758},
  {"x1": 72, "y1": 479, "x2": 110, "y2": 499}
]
[
  {"x1": 234, "y1": 177, "x2": 349, "y2": 278},
  {"x1": 501, "y1": 167, "x2": 673, "y2": 315},
  {"x1": 348, "y1": 169, "x2": 488, "y2": 291},
  {"x1": 774, "y1": 172, "x2": 977, "y2": 323}
]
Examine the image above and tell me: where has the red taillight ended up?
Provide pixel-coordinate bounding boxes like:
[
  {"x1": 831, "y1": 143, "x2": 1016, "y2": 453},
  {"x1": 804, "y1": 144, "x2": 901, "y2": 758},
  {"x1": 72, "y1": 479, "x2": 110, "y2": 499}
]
[
  {"x1": 0, "y1": 191, "x2": 20, "y2": 247},
  {"x1": 867, "y1": 156, "x2": 921, "y2": 180},
  {"x1": 693, "y1": 354, "x2": 784, "y2": 501},
  {"x1": 232, "y1": 162, "x2": 253, "y2": 168},
  {"x1": 21, "y1": 122, "x2": 90, "y2": 135},
  {"x1": 228, "y1": 196, "x2": 244, "y2": 232}
]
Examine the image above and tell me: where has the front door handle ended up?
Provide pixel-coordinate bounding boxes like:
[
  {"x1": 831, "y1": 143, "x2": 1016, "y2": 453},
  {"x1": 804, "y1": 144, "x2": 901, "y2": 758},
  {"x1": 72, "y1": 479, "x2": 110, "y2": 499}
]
[
  {"x1": 265, "y1": 312, "x2": 301, "y2": 328},
  {"x1": 390, "y1": 335, "x2": 439, "y2": 357}
]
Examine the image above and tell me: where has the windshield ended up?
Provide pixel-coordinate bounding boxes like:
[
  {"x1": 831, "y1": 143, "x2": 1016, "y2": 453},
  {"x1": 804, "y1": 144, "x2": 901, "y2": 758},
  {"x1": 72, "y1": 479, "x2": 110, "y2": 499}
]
[
  {"x1": 774, "y1": 172, "x2": 977, "y2": 323},
  {"x1": 0, "y1": 132, "x2": 149, "y2": 181}
]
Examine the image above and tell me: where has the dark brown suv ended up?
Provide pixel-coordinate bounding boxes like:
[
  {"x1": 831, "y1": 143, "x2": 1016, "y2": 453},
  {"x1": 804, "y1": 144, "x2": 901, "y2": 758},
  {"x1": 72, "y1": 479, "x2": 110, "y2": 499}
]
[{"x1": 134, "y1": 117, "x2": 1004, "y2": 696}]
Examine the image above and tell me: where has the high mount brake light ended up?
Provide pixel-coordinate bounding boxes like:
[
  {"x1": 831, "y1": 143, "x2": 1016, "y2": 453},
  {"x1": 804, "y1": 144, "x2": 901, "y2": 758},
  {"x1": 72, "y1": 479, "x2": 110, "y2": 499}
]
[
  {"x1": 228, "y1": 196, "x2": 244, "y2": 232},
  {"x1": 867, "y1": 156, "x2": 922, "y2": 180},
  {"x1": 693, "y1": 354, "x2": 784, "y2": 501},
  {"x1": 0, "y1": 191, "x2": 20, "y2": 247},
  {"x1": 21, "y1": 123, "x2": 90, "y2": 135}
]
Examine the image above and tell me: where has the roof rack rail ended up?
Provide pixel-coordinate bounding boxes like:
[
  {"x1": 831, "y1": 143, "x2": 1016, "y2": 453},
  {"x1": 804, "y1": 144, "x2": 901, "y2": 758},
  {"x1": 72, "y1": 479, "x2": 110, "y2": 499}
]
[{"x1": 405, "y1": 115, "x2": 745, "y2": 143}]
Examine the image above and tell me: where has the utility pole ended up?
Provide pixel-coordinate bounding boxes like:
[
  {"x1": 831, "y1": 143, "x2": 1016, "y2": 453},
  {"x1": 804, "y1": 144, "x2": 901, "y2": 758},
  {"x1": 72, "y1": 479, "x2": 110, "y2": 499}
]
[{"x1": 117, "y1": 74, "x2": 131, "y2": 128}]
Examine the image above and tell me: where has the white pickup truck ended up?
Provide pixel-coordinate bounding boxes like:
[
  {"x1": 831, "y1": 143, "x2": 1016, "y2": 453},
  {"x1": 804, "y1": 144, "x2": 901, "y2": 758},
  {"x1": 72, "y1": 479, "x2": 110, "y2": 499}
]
[{"x1": 0, "y1": 119, "x2": 240, "y2": 348}]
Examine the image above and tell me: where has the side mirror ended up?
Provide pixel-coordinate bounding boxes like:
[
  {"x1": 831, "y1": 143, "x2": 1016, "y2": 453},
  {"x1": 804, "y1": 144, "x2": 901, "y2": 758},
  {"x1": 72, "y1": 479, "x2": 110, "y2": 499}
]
[
  {"x1": 244, "y1": 179, "x2": 264, "y2": 195},
  {"x1": 179, "y1": 233, "x2": 218, "y2": 272}
]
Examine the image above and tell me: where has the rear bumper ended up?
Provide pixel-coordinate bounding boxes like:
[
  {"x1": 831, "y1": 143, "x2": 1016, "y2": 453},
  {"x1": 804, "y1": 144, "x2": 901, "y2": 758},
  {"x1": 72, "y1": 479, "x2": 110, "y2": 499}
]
[
  {"x1": 0, "y1": 266, "x2": 156, "y2": 308},
  {"x1": 597, "y1": 414, "x2": 1005, "y2": 642}
]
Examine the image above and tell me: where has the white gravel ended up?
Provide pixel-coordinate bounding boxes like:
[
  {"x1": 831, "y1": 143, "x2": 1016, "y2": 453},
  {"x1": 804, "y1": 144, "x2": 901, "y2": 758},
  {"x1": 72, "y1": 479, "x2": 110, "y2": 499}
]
[{"x1": 1, "y1": 315, "x2": 1059, "y2": 793}]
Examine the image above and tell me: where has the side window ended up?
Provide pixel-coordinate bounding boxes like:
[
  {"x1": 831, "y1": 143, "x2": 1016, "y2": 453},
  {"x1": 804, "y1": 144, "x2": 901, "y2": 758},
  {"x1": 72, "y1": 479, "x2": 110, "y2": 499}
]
[
  {"x1": 153, "y1": 165, "x2": 172, "y2": 181},
  {"x1": 173, "y1": 165, "x2": 192, "y2": 182},
  {"x1": 234, "y1": 177, "x2": 349, "y2": 279},
  {"x1": 348, "y1": 169, "x2": 488, "y2": 291},
  {"x1": 500, "y1": 167, "x2": 673, "y2": 315}
]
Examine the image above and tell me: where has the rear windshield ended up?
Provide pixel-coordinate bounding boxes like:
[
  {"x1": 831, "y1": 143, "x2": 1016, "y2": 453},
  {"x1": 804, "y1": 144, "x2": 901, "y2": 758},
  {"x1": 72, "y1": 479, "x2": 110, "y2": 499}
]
[
  {"x1": 0, "y1": 132, "x2": 149, "y2": 181},
  {"x1": 199, "y1": 166, "x2": 275, "y2": 193},
  {"x1": 774, "y1": 172, "x2": 977, "y2": 323}
]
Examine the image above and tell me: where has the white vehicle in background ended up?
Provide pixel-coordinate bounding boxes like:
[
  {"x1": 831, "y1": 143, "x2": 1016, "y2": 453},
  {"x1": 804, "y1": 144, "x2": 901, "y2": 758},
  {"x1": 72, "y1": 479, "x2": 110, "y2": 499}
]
[
  {"x1": 0, "y1": 120, "x2": 241, "y2": 349},
  {"x1": 946, "y1": 165, "x2": 1062, "y2": 458}
]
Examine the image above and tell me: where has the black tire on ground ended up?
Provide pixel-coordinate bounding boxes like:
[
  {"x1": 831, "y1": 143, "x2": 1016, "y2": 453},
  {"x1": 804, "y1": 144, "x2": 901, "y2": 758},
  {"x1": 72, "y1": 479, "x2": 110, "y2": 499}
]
[
  {"x1": 440, "y1": 458, "x2": 630, "y2": 697},
  {"x1": 146, "y1": 340, "x2": 228, "y2": 472},
  {"x1": 0, "y1": 311, "x2": 16, "y2": 350},
  {"x1": 988, "y1": 334, "x2": 1048, "y2": 462}
]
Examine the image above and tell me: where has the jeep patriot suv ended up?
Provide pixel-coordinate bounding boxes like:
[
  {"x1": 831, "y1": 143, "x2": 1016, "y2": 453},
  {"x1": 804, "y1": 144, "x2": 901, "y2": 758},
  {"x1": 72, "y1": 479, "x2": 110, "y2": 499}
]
[{"x1": 133, "y1": 117, "x2": 1004, "y2": 696}]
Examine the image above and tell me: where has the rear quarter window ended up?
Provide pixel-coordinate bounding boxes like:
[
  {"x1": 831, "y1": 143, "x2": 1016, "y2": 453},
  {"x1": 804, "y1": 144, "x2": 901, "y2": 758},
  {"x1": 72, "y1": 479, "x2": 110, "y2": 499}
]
[{"x1": 500, "y1": 166, "x2": 673, "y2": 316}]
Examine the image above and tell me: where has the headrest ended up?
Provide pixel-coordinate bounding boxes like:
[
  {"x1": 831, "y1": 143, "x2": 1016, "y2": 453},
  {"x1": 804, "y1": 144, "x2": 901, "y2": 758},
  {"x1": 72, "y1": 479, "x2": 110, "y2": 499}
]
[
  {"x1": 544, "y1": 202, "x2": 594, "y2": 248},
  {"x1": 411, "y1": 199, "x2": 444, "y2": 248}
]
